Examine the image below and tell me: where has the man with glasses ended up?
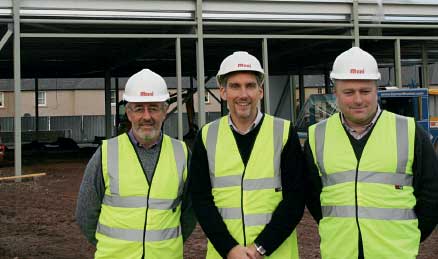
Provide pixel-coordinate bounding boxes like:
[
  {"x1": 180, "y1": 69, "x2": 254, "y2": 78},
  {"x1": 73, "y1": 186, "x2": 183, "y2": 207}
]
[{"x1": 76, "y1": 69, "x2": 195, "y2": 258}]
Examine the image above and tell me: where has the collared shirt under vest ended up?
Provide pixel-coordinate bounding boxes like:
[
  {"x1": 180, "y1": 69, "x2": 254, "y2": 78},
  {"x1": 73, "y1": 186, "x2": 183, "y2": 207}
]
[
  {"x1": 95, "y1": 133, "x2": 188, "y2": 259},
  {"x1": 308, "y1": 110, "x2": 420, "y2": 259},
  {"x1": 201, "y1": 114, "x2": 299, "y2": 259}
]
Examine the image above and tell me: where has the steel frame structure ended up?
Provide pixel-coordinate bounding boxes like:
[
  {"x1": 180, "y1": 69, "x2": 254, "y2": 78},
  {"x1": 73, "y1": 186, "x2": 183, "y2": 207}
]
[{"x1": 1, "y1": 0, "x2": 437, "y2": 178}]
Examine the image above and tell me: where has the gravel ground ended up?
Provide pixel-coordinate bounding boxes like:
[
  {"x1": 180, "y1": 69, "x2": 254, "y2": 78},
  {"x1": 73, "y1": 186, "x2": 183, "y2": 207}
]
[{"x1": 0, "y1": 159, "x2": 436, "y2": 258}]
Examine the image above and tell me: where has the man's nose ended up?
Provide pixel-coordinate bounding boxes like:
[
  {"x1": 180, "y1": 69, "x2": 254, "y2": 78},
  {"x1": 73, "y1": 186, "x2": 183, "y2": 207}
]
[
  {"x1": 141, "y1": 108, "x2": 153, "y2": 119},
  {"x1": 238, "y1": 87, "x2": 249, "y2": 97},
  {"x1": 353, "y1": 92, "x2": 362, "y2": 103}
]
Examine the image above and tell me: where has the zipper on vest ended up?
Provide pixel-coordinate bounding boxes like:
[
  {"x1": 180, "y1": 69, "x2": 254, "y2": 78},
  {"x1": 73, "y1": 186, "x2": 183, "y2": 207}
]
[
  {"x1": 354, "y1": 161, "x2": 364, "y2": 258},
  {"x1": 141, "y1": 143, "x2": 162, "y2": 259},
  {"x1": 240, "y1": 167, "x2": 247, "y2": 246},
  {"x1": 141, "y1": 186, "x2": 152, "y2": 259}
]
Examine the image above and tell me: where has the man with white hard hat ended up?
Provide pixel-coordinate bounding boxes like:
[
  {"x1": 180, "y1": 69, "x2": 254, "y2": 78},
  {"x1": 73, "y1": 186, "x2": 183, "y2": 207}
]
[
  {"x1": 190, "y1": 51, "x2": 305, "y2": 259},
  {"x1": 304, "y1": 47, "x2": 438, "y2": 259},
  {"x1": 76, "y1": 69, "x2": 195, "y2": 258}
]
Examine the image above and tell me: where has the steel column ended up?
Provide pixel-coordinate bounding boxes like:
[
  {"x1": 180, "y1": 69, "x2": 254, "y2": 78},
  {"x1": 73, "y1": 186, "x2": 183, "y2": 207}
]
[
  {"x1": 352, "y1": 0, "x2": 360, "y2": 47},
  {"x1": 262, "y1": 38, "x2": 270, "y2": 114},
  {"x1": 422, "y1": 44, "x2": 429, "y2": 88},
  {"x1": 299, "y1": 73, "x2": 305, "y2": 111},
  {"x1": 13, "y1": 0, "x2": 22, "y2": 181},
  {"x1": 324, "y1": 70, "x2": 331, "y2": 94},
  {"x1": 394, "y1": 39, "x2": 402, "y2": 88},
  {"x1": 104, "y1": 70, "x2": 112, "y2": 138},
  {"x1": 176, "y1": 37, "x2": 183, "y2": 140},
  {"x1": 196, "y1": 0, "x2": 206, "y2": 126},
  {"x1": 289, "y1": 75, "x2": 297, "y2": 123},
  {"x1": 114, "y1": 78, "x2": 120, "y2": 133},
  {"x1": 34, "y1": 78, "x2": 39, "y2": 139}
]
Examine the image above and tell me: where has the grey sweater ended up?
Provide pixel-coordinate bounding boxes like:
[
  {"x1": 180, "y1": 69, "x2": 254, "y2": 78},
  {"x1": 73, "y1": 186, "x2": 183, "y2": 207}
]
[{"x1": 75, "y1": 133, "x2": 195, "y2": 245}]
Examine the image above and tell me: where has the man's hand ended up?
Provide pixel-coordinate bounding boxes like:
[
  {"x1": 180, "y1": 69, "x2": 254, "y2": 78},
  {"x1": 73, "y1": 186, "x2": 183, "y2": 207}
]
[
  {"x1": 227, "y1": 245, "x2": 250, "y2": 259},
  {"x1": 246, "y1": 244, "x2": 264, "y2": 259}
]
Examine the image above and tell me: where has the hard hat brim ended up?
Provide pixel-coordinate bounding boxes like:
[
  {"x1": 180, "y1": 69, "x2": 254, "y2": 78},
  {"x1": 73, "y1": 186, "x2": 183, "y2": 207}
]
[
  {"x1": 123, "y1": 93, "x2": 170, "y2": 103},
  {"x1": 330, "y1": 72, "x2": 381, "y2": 80}
]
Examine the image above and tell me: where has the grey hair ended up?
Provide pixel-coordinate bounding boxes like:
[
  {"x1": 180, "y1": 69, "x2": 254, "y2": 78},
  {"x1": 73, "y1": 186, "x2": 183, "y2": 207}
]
[{"x1": 127, "y1": 102, "x2": 169, "y2": 112}]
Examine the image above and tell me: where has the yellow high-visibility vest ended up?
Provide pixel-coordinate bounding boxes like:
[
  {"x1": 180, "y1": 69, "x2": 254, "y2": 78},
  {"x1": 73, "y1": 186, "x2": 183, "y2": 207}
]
[
  {"x1": 309, "y1": 111, "x2": 420, "y2": 259},
  {"x1": 96, "y1": 133, "x2": 188, "y2": 259},
  {"x1": 202, "y1": 114, "x2": 299, "y2": 259}
]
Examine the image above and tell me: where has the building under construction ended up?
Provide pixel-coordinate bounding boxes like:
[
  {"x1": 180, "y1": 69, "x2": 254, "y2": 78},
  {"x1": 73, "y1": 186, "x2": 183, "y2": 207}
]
[{"x1": 0, "y1": 0, "x2": 437, "y2": 175}]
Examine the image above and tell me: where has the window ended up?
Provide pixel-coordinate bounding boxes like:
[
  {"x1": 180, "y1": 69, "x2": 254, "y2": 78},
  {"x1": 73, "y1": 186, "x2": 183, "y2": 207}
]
[
  {"x1": 37, "y1": 91, "x2": 46, "y2": 106},
  {"x1": 111, "y1": 90, "x2": 116, "y2": 106},
  {"x1": 0, "y1": 92, "x2": 4, "y2": 108},
  {"x1": 205, "y1": 92, "x2": 210, "y2": 104}
]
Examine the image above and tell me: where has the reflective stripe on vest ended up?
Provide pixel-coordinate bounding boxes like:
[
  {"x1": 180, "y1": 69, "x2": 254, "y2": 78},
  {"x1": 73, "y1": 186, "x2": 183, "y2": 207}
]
[
  {"x1": 97, "y1": 223, "x2": 180, "y2": 242},
  {"x1": 218, "y1": 207, "x2": 272, "y2": 226},
  {"x1": 321, "y1": 206, "x2": 416, "y2": 220},
  {"x1": 103, "y1": 195, "x2": 181, "y2": 210}
]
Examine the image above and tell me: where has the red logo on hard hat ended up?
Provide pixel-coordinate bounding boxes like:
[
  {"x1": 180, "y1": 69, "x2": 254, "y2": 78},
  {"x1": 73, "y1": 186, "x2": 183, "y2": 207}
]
[
  {"x1": 350, "y1": 68, "x2": 365, "y2": 74},
  {"x1": 237, "y1": 63, "x2": 251, "y2": 68},
  {"x1": 140, "y1": 91, "x2": 154, "y2": 96}
]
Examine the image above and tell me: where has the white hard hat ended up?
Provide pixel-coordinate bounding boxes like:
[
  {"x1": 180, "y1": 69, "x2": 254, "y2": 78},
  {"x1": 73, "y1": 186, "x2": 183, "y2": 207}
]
[
  {"x1": 123, "y1": 69, "x2": 170, "y2": 102},
  {"x1": 330, "y1": 47, "x2": 381, "y2": 80},
  {"x1": 216, "y1": 51, "x2": 264, "y2": 84}
]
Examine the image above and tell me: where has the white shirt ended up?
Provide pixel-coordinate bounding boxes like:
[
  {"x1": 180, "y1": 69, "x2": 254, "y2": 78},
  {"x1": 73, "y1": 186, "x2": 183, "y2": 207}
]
[{"x1": 228, "y1": 109, "x2": 263, "y2": 135}]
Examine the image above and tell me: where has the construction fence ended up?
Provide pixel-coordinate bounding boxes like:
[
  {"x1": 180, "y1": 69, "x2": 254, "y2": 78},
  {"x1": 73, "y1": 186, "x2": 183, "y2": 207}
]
[{"x1": 0, "y1": 112, "x2": 221, "y2": 145}]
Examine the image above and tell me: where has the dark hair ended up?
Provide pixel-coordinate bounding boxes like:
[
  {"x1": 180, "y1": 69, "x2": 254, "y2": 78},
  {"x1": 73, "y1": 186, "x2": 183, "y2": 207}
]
[{"x1": 218, "y1": 71, "x2": 264, "y2": 87}]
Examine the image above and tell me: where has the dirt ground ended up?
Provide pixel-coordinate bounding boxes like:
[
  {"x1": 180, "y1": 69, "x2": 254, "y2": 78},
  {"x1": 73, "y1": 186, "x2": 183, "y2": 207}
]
[{"x1": 0, "y1": 158, "x2": 437, "y2": 259}]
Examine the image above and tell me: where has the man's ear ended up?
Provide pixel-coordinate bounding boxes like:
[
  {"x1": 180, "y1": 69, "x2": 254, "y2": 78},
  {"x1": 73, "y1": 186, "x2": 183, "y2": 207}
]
[
  {"x1": 220, "y1": 86, "x2": 227, "y2": 100},
  {"x1": 259, "y1": 85, "x2": 264, "y2": 100}
]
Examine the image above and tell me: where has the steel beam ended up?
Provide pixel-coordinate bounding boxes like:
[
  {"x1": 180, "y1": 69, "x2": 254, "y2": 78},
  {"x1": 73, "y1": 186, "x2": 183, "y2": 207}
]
[
  {"x1": 21, "y1": 19, "x2": 196, "y2": 26},
  {"x1": 362, "y1": 23, "x2": 438, "y2": 29},
  {"x1": 13, "y1": 0, "x2": 22, "y2": 181},
  {"x1": 18, "y1": 19, "x2": 438, "y2": 29},
  {"x1": 0, "y1": 23, "x2": 12, "y2": 51},
  {"x1": 21, "y1": 33, "x2": 197, "y2": 38},
  {"x1": 361, "y1": 36, "x2": 438, "y2": 40},
  {"x1": 204, "y1": 34, "x2": 353, "y2": 40},
  {"x1": 262, "y1": 38, "x2": 270, "y2": 114},
  {"x1": 19, "y1": 32, "x2": 438, "y2": 41},
  {"x1": 204, "y1": 21, "x2": 353, "y2": 28},
  {"x1": 176, "y1": 37, "x2": 183, "y2": 140}
]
